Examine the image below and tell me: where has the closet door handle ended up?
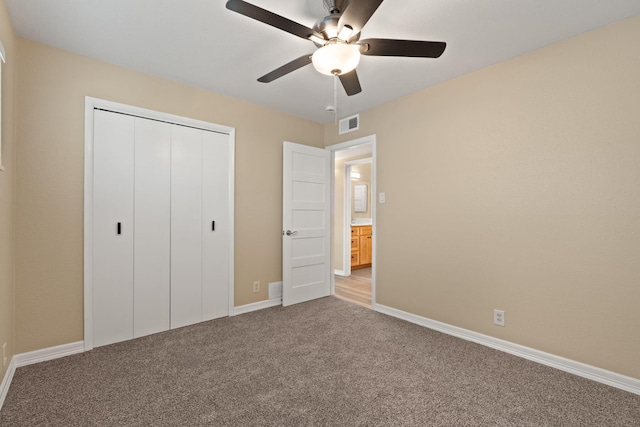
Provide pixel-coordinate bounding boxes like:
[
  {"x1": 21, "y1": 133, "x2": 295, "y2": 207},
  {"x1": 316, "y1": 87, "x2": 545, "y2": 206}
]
[
  {"x1": 211, "y1": 221, "x2": 215, "y2": 231},
  {"x1": 117, "y1": 222, "x2": 122, "y2": 235}
]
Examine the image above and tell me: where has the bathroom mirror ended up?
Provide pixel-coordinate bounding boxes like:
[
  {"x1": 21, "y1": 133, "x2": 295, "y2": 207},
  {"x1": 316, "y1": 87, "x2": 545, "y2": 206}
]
[{"x1": 354, "y1": 184, "x2": 368, "y2": 212}]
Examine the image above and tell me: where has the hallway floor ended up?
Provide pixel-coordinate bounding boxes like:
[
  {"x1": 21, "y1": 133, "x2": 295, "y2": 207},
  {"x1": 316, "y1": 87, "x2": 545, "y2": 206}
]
[{"x1": 334, "y1": 267, "x2": 372, "y2": 308}]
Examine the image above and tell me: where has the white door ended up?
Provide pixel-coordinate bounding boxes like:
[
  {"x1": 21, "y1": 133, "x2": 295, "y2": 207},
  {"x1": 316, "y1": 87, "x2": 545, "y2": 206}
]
[
  {"x1": 170, "y1": 125, "x2": 204, "y2": 329},
  {"x1": 202, "y1": 130, "x2": 232, "y2": 321},
  {"x1": 282, "y1": 142, "x2": 331, "y2": 306},
  {"x1": 133, "y1": 118, "x2": 171, "y2": 337},
  {"x1": 92, "y1": 110, "x2": 135, "y2": 347},
  {"x1": 170, "y1": 125, "x2": 231, "y2": 328},
  {"x1": 94, "y1": 113, "x2": 173, "y2": 345}
]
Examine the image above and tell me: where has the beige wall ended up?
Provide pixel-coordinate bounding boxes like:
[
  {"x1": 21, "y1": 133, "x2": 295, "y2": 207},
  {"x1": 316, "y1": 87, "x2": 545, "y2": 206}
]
[
  {"x1": 14, "y1": 39, "x2": 323, "y2": 353},
  {"x1": 0, "y1": 0, "x2": 17, "y2": 379},
  {"x1": 325, "y1": 14, "x2": 640, "y2": 379}
]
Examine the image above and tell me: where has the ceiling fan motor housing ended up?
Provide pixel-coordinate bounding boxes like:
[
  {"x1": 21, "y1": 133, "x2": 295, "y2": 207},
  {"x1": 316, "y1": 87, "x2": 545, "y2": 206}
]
[{"x1": 313, "y1": 13, "x2": 360, "y2": 47}]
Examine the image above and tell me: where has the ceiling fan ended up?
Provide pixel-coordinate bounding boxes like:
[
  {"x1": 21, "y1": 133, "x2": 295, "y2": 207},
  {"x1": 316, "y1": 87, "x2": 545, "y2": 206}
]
[{"x1": 226, "y1": 0, "x2": 446, "y2": 96}]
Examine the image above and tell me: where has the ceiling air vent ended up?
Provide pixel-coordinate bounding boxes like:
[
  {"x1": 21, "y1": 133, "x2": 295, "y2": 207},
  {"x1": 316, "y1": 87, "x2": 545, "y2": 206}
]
[{"x1": 339, "y1": 114, "x2": 359, "y2": 135}]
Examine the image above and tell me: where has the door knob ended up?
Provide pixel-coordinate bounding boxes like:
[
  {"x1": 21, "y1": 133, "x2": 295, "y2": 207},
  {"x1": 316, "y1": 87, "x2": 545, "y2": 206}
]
[{"x1": 285, "y1": 230, "x2": 298, "y2": 236}]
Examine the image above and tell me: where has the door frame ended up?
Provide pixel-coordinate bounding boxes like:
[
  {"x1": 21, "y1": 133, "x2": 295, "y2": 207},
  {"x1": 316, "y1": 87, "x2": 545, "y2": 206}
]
[
  {"x1": 326, "y1": 134, "x2": 376, "y2": 306},
  {"x1": 83, "y1": 97, "x2": 235, "y2": 350}
]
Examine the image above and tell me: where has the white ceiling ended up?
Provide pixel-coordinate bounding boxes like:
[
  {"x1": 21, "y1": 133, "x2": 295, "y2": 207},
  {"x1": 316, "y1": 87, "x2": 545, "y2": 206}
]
[{"x1": 6, "y1": 0, "x2": 640, "y2": 123}]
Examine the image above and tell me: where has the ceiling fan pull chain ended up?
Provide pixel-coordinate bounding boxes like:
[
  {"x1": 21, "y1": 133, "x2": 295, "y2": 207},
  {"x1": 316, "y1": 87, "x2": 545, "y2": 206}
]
[{"x1": 334, "y1": 73, "x2": 338, "y2": 125}]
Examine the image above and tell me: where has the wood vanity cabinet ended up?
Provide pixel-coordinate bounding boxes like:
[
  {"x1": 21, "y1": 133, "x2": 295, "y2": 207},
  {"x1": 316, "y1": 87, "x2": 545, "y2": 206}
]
[
  {"x1": 350, "y1": 235, "x2": 360, "y2": 267},
  {"x1": 351, "y1": 225, "x2": 372, "y2": 269}
]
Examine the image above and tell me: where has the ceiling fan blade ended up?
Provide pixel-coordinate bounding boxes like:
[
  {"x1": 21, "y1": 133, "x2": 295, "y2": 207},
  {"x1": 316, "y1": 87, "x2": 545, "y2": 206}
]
[
  {"x1": 338, "y1": 69, "x2": 362, "y2": 96},
  {"x1": 226, "y1": 0, "x2": 323, "y2": 41},
  {"x1": 358, "y1": 38, "x2": 446, "y2": 58},
  {"x1": 337, "y1": 0, "x2": 384, "y2": 35},
  {"x1": 257, "y1": 55, "x2": 312, "y2": 83}
]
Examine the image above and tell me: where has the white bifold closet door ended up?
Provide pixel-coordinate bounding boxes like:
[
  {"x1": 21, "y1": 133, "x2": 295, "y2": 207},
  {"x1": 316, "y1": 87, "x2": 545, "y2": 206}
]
[
  {"x1": 134, "y1": 118, "x2": 171, "y2": 337},
  {"x1": 171, "y1": 126, "x2": 230, "y2": 328},
  {"x1": 93, "y1": 110, "x2": 136, "y2": 347},
  {"x1": 170, "y1": 126, "x2": 204, "y2": 329},
  {"x1": 92, "y1": 109, "x2": 229, "y2": 348}
]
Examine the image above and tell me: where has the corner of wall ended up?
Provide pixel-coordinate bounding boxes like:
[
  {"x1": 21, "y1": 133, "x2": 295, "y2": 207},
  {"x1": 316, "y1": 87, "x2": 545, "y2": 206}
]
[{"x1": 0, "y1": 0, "x2": 18, "y2": 383}]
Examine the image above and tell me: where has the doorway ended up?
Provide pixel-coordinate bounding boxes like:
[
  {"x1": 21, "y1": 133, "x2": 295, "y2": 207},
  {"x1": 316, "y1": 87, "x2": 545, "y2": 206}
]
[{"x1": 327, "y1": 135, "x2": 376, "y2": 309}]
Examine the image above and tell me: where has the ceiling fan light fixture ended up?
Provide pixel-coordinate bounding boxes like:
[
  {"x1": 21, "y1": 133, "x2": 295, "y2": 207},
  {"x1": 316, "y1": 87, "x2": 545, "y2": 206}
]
[
  {"x1": 337, "y1": 25, "x2": 353, "y2": 41},
  {"x1": 308, "y1": 34, "x2": 326, "y2": 45},
  {"x1": 311, "y1": 42, "x2": 361, "y2": 76}
]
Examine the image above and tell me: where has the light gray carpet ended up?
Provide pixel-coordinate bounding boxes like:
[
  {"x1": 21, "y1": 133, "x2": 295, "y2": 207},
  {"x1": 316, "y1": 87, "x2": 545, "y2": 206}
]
[{"x1": 1, "y1": 297, "x2": 639, "y2": 426}]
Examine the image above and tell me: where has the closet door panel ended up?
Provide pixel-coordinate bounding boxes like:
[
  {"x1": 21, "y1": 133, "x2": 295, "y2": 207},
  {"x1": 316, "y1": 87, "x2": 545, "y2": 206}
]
[
  {"x1": 93, "y1": 110, "x2": 135, "y2": 347},
  {"x1": 170, "y1": 125, "x2": 203, "y2": 329},
  {"x1": 202, "y1": 131, "x2": 231, "y2": 320},
  {"x1": 134, "y1": 118, "x2": 171, "y2": 338}
]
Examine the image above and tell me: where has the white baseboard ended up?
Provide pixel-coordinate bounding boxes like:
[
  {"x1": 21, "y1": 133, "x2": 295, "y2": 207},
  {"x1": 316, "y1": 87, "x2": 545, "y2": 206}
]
[
  {"x1": 0, "y1": 340, "x2": 84, "y2": 411},
  {"x1": 233, "y1": 298, "x2": 282, "y2": 316},
  {"x1": 0, "y1": 357, "x2": 17, "y2": 410},
  {"x1": 334, "y1": 269, "x2": 347, "y2": 277},
  {"x1": 14, "y1": 341, "x2": 85, "y2": 368},
  {"x1": 374, "y1": 303, "x2": 640, "y2": 396}
]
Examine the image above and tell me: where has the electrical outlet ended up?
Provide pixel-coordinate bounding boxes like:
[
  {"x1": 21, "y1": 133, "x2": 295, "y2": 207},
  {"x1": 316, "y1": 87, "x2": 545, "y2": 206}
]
[
  {"x1": 494, "y1": 309, "x2": 505, "y2": 327},
  {"x1": 2, "y1": 342, "x2": 7, "y2": 368},
  {"x1": 253, "y1": 281, "x2": 260, "y2": 293}
]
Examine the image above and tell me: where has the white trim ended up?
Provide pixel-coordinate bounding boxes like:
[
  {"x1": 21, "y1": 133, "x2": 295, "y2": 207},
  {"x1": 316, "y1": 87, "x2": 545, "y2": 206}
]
[
  {"x1": 344, "y1": 162, "x2": 351, "y2": 277},
  {"x1": 14, "y1": 341, "x2": 84, "y2": 368},
  {"x1": 325, "y1": 135, "x2": 375, "y2": 152},
  {"x1": 227, "y1": 129, "x2": 236, "y2": 317},
  {"x1": 334, "y1": 269, "x2": 347, "y2": 277},
  {"x1": 232, "y1": 298, "x2": 282, "y2": 316},
  {"x1": 83, "y1": 99, "x2": 95, "y2": 350},
  {"x1": 0, "y1": 39, "x2": 6, "y2": 62},
  {"x1": 0, "y1": 357, "x2": 16, "y2": 410},
  {"x1": 85, "y1": 97, "x2": 234, "y2": 134},
  {"x1": 375, "y1": 303, "x2": 640, "y2": 396},
  {"x1": 344, "y1": 158, "x2": 374, "y2": 166},
  {"x1": 329, "y1": 151, "x2": 336, "y2": 296},
  {"x1": 84, "y1": 96, "x2": 235, "y2": 351}
]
